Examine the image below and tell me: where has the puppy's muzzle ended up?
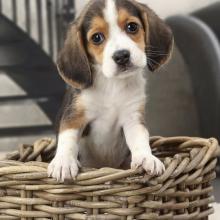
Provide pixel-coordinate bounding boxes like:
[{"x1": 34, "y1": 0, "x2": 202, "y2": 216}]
[{"x1": 112, "y1": 50, "x2": 130, "y2": 66}]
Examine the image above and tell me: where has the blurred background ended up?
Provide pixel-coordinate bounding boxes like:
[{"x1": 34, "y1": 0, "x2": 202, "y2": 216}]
[
  {"x1": 77, "y1": 0, "x2": 220, "y2": 17},
  {"x1": 2, "y1": 0, "x2": 220, "y2": 148},
  {"x1": 0, "y1": 0, "x2": 220, "y2": 153},
  {"x1": 0, "y1": 0, "x2": 220, "y2": 218}
]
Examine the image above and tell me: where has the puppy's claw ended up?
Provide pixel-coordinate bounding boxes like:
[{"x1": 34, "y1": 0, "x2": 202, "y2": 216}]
[
  {"x1": 47, "y1": 155, "x2": 79, "y2": 182},
  {"x1": 131, "y1": 152, "x2": 165, "y2": 176}
]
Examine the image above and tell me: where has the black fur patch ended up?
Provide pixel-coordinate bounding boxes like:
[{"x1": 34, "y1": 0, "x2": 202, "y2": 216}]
[
  {"x1": 81, "y1": 0, "x2": 106, "y2": 39},
  {"x1": 116, "y1": 0, "x2": 140, "y2": 18},
  {"x1": 82, "y1": 123, "x2": 91, "y2": 137}
]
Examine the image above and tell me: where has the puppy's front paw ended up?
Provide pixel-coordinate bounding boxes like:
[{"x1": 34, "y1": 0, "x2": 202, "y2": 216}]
[
  {"x1": 131, "y1": 151, "x2": 165, "y2": 176},
  {"x1": 48, "y1": 155, "x2": 79, "y2": 182}
]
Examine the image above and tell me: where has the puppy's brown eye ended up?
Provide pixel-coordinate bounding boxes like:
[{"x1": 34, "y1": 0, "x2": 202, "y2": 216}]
[
  {"x1": 91, "y1": 33, "x2": 105, "y2": 45},
  {"x1": 126, "y1": 22, "x2": 139, "y2": 34}
]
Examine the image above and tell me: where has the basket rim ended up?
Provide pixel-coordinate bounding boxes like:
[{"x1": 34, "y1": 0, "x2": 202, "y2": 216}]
[{"x1": 0, "y1": 136, "x2": 219, "y2": 185}]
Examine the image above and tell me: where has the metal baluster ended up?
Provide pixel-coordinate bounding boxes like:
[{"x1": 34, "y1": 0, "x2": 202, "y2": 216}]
[
  {"x1": 36, "y1": 0, "x2": 43, "y2": 47},
  {"x1": 62, "y1": 0, "x2": 75, "y2": 25},
  {"x1": 25, "y1": 0, "x2": 31, "y2": 34},
  {"x1": 47, "y1": 0, "x2": 54, "y2": 58},
  {"x1": 72, "y1": 0, "x2": 75, "y2": 16},
  {"x1": 55, "y1": 0, "x2": 62, "y2": 52},
  {"x1": 0, "y1": 0, "x2": 2, "y2": 13},
  {"x1": 61, "y1": 0, "x2": 75, "y2": 41},
  {"x1": 12, "y1": 0, "x2": 17, "y2": 23}
]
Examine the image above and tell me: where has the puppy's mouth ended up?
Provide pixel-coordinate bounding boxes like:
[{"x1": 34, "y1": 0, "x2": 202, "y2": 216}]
[{"x1": 117, "y1": 62, "x2": 136, "y2": 74}]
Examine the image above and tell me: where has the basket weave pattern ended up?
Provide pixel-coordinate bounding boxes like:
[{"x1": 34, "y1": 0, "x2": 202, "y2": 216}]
[{"x1": 0, "y1": 136, "x2": 219, "y2": 220}]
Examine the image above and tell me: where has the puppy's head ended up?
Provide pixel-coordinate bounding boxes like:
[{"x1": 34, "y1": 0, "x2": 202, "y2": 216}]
[{"x1": 57, "y1": 0, "x2": 173, "y2": 88}]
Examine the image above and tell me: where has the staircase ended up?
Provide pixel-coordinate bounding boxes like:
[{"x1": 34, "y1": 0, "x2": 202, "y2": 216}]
[{"x1": 0, "y1": 0, "x2": 75, "y2": 152}]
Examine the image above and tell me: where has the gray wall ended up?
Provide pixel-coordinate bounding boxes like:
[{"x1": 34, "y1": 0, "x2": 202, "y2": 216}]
[{"x1": 76, "y1": 0, "x2": 220, "y2": 18}]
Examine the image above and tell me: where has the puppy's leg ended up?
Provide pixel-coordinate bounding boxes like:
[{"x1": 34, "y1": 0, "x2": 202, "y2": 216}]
[
  {"x1": 123, "y1": 122, "x2": 165, "y2": 175},
  {"x1": 48, "y1": 128, "x2": 81, "y2": 182},
  {"x1": 48, "y1": 90, "x2": 87, "y2": 182}
]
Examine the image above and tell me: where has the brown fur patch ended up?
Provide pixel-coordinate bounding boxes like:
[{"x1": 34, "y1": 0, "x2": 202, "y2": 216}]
[
  {"x1": 87, "y1": 16, "x2": 109, "y2": 64},
  {"x1": 118, "y1": 8, "x2": 145, "y2": 52},
  {"x1": 139, "y1": 103, "x2": 146, "y2": 125},
  {"x1": 57, "y1": 65, "x2": 85, "y2": 90},
  {"x1": 59, "y1": 92, "x2": 87, "y2": 132}
]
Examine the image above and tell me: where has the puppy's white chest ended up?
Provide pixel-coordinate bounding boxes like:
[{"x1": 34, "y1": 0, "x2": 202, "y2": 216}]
[
  {"x1": 82, "y1": 72, "x2": 146, "y2": 118},
  {"x1": 80, "y1": 72, "x2": 146, "y2": 149},
  {"x1": 82, "y1": 77, "x2": 126, "y2": 142}
]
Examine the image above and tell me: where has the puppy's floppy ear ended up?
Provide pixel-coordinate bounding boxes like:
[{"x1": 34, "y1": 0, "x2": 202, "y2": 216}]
[
  {"x1": 57, "y1": 23, "x2": 92, "y2": 89},
  {"x1": 135, "y1": 3, "x2": 174, "y2": 71}
]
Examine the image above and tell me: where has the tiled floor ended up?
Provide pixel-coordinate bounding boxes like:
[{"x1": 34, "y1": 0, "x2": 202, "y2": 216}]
[
  {"x1": 210, "y1": 177, "x2": 220, "y2": 219},
  {"x1": 213, "y1": 177, "x2": 220, "y2": 203},
  {"x1": 211, "y1": 203, "x2": 220, "y2": 220}
]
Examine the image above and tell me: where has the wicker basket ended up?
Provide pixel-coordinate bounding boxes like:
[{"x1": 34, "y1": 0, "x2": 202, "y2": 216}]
[{"x1": 0, "y1": 136, "x2": 219, "y2": 220}]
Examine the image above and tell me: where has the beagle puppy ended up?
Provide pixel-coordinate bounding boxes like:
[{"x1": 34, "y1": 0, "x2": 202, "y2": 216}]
[{"x1": 48, "y1": 0, "x2": 173, "y2": 182}]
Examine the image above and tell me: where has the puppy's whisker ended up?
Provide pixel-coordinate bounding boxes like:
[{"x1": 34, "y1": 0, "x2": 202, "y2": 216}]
[
  {"x1": 146, "y1": 48, "x2": 168, "y2": 54},
  {"x1": 146, "y1": 47, "x2": 166, "y2": 51},
  {"x1": 146, "y1": 50, "x2": 168, "y2": 55},
  {"x1": 147, "y1": 57, "x2": 170, "y2": 74},
  {"x1": 147, "y1": 62, "x2": 154, "y2": 71},
  {"x1": 147, "y1": 52, "x2": 169, "y2": 56},
  {"x1": 146, "y1": 49, "x2": 168, "y2": 53},
  {"x1": 147, "y1": 57, "x2": 161, "y2": 66},
  {"x1": 146, "y1": 45, "x2": 164, "y2": 50}
]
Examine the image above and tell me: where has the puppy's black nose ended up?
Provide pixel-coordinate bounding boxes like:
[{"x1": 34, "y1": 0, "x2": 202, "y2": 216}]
[{"x1": 112, "y1": 50, "x2": 130, "y2": 65}]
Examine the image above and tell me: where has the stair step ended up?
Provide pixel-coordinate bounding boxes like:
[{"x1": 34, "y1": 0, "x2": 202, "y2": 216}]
[
  {"x1": 0, "y1": 101, "x2": 52, "y2": 129},
  {"x1": 0, "y1": 95, "x2": 60, "y2": 104},
  {"x1": 0, "y1": 67, "x2": 65, "y2": 97},
  {"x1": 0, "y1": 67, "x2": 64, "y2": 123},
  {"x1": 0, "y1": 73, "x2": 26, "y2": 96},
  {"x1": 0, "y1": 41, "x2": 28, "y2": 66},
  {"x1": 0, "y1": 16, "x2": 25, "y2": 42},
  {"x1": 0, "y1": 39, "x2": 54, "y2": 67},
  {"x1": 0, "y1": 133, "x2": 55, "y2": 153},
  {"x1": 0, "y1": 125, "x2": 54, "y2": 137}
]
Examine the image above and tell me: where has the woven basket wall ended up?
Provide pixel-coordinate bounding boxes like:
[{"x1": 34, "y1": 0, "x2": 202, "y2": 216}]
[{"x1": 0, "y1": 136, "x2": 219, "y2": 220}]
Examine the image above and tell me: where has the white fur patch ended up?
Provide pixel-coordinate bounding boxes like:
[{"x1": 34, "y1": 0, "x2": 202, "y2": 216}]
[
  {"x1": 48, "y1": 129, "x2": 79, "y2": 182},
  {"x1": 80, "y1": 68, "x2": 146, "y2": 166},
  {"x1": 102, "y1": 0, "x2": 146, "y2": 78},
  {"x1": 124, "y1": 123, "x2": 165, "y2": 175},
  {"x1": 79, "y1": 70, "x2": 164, "y2": 175},
  {"x1": 56, "y1": 129, "x2": 79, "y2": 156}
]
